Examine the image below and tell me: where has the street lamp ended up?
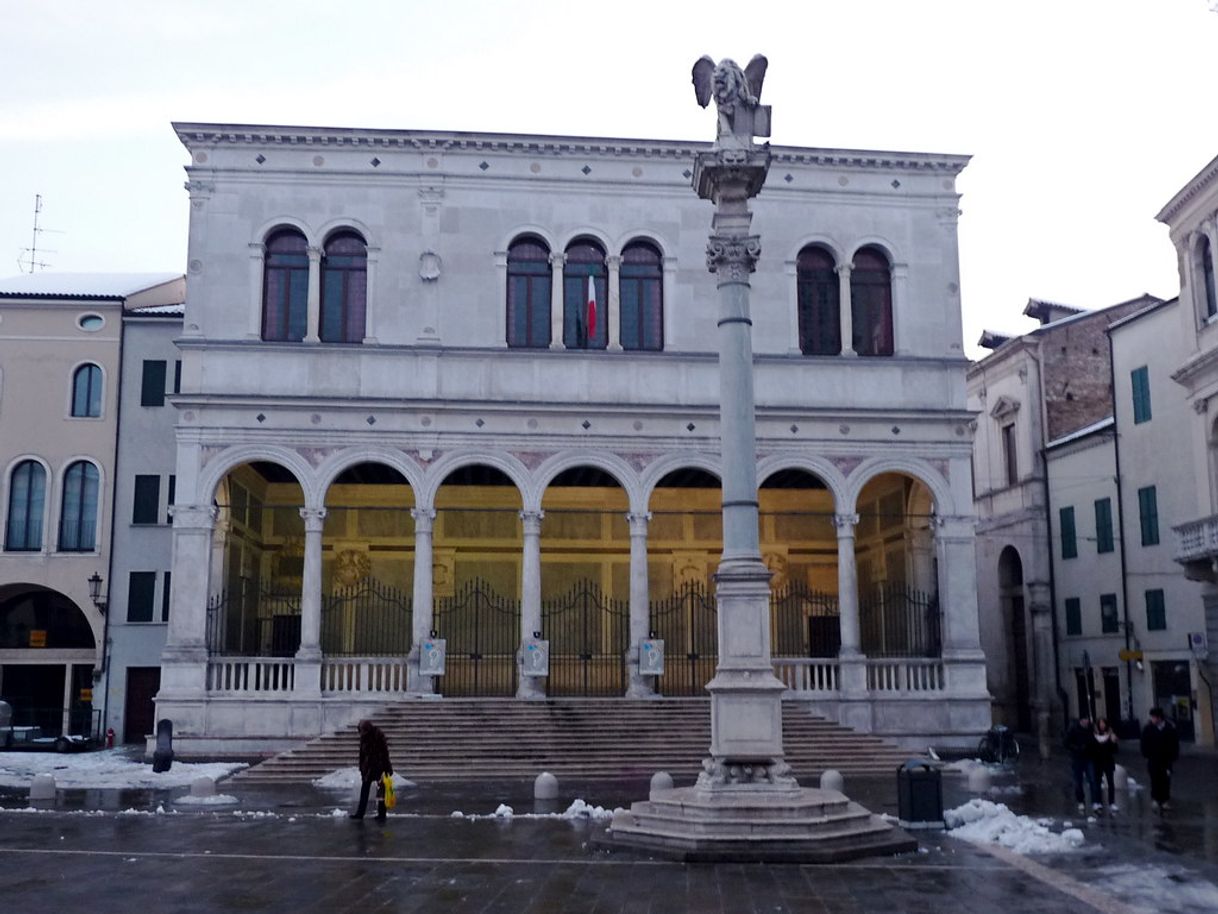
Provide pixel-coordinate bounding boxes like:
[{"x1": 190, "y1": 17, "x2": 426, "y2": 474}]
[{"x1": 87, "y1": 572, "x2": 107, "y2": 614}]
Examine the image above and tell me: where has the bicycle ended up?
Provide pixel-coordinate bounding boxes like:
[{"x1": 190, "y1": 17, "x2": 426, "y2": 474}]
[{"x1": 977, "y1": 724, "x2": 1020, "y2": 765}]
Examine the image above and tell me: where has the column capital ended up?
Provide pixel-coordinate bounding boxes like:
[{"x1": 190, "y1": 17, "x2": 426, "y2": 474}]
[
  {"x1": 626, "y1": 511, "x2": 652, "y2": 534},
  {"x1": 933, "y1": 514, "x2": 975, "y2": 539},
  {"x1": 306, "y1": 245, "x2": 323, "y2": 261},
  {"x1": 706, "y1": 234, "x2": 761, "y2": 279},
  {"x1": 835, "y1": 263, "x2": 853, "y2": 277},
  {"x1": 299, "y1": 506, "x2": 328, "y2": 532},
  {"x1": 606, "y1": 254, "x2": 622, "y2": 270},
  {"x1": 549, "y1": 252, "x2": 567, "y2": 267},
  {"x1": 411, "y1": 506, "x2": 436, "y2": 532},
  {"x1": 832, "y1": 513, "x2": 859, "y2": 533},
  {"x1": 248, "y1": 242, "x2": 266, "y2": 257},
  {"x1": 519, "y1": 509, "x2": 544, "y2": 533},
  {"x1": 170, "y1": 504, "x2": 218, "y2": 531}
]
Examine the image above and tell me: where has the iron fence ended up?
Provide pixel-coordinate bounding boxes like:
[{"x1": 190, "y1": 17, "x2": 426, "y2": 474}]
[
  {"x1": 206, "y1": 586, "x2": 302, "y2": 657},
  {"x1": 433, "y1": 578, "x2": 520, "y2": 697},
  {"x1": 541, "y1": 580, "x2": 629, "y2": 696},
  {"x1": 859, "y1": 582, "x2": 941, "y2": 657},
  {"x1": 321, "y1": 580, "x2": 412, "y2": 656}
]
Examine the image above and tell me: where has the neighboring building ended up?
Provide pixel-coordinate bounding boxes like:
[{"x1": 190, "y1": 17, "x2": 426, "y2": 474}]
[
  {"x1": 156, "y1": 121, "x2": 989, "y2": 755},
  {"x1": 104, "y1": 303, "x2": 184, "y2": 743},
  {"x1": 1160, "y1": 153, "x2": 1218, "y2": 741},
  {"x1": 0, "y1": 273, "x2": 184, "y2": 739},
  {"x1": 969, "y1": 294, "x2": 1160, "y2": 746}
]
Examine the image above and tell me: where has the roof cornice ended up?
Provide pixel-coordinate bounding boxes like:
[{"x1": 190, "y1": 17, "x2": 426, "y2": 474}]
[
  {"x1": 1157, "y1": 153, "x2": 1218, "y2": 225},
  {"x1": 172, "y1": 122, "x2": 970, "y2": 173}
]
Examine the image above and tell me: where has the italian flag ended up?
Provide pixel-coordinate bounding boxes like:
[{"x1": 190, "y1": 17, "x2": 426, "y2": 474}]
[{"x1": 586, "y1": 275, "x2": 598, "y2": 342}]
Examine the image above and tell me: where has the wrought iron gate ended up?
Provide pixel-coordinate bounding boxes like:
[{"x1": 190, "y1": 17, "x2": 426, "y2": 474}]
[
  {"x1": 541, "y1": 581, "x2": 630, "y2": 696},
  {"x1": 433, "y1": 578, "x2": 520, "y2": 697},
  {"x1": 206, "y1": 586, "x2": 301, "y2": 657},
  {"x1": 770, "y1": 582, "x2": 839, "y2": 658},
  {"x1": 321, "y1": 580, "x2": 412, "y2": 656},
  {"x1": 859, "y1": 583, "x2": 941, "y2": 657},
  {"x1": 650, "y1": 580, "x2": 717, "y2": 696}
]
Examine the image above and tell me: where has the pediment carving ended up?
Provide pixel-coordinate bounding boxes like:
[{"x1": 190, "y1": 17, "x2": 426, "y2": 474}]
[{"x1": 989, "y1": 395, "x2": 1021, "y2": 420}]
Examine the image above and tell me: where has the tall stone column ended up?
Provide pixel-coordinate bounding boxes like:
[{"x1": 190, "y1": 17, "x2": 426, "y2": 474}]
[
  {"x1": 607, "y1": 254, "x2": 622, "y2": 350},
  {"x1": 1026, "y1": 579, "x2": 1056, "y2": 758},
  {"x1": 305, "y1": 246, "x2": 322, "y2": 343},
  {"x1": 408, "y1": 507, "x2": 436, "y2": 694},
  {"x1": 934, "y1": 515, "x2": 989, "y2": 712},
  {"x1": 518, "y1": 510, "x2": 546, "y2": 699},
  {"x1": 549, "y1": 252, "x2": 566, "y2": 349},
  {"x1": 833, "y1": 514, "x2": 862, "y2": 658},
  {"x1": 297, "y1": 507, "x2": 327, "y2": 660},
  {"x1": 836, "y1": 263, "x2": 855, "y2": 356},
  {"x1": 625, "y1": 512, "x2": 653, "y2": 697},
  {"x1": 160, "y1": 504, "x2": 217, "y2": 697}
]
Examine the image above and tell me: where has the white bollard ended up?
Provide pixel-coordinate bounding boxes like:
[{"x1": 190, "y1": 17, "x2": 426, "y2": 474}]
[
  {"x1": 534, "y1": 772, "x2": 558, "y2": 800},
  {"x1": 190, "y1": 776, "x2": 217, "y2": 798},
  {"x1": 967, "y1": 764, "x2": 992, "y2": 793},
  {"x1": 820, "y1": 769, "x2": 844, "y2": 793},
  {"x1": 649, "y1": 771, "x2": 674, "y2": 799},
  {"x1": 29, "y1": 774, "x2": 56, "y2": 801},
  {"x1": 1114, "y1": 764, "x2": 1129, "y2": 790}
]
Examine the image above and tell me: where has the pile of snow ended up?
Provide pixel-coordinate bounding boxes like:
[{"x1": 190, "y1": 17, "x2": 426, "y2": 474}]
[
  {"x1": 175, "y1": 793, "x2": 238, "y2": 806},
  {"x1": 448, "y1": 800, "x2": 618, "y2": 822},
  {"x1": 116, "y1": 804, "x2": 175, "y2": 816},
  {"x1": 492, "y1": 803, "x2": 514, "y2": 818},
  {"x1": 310, "y1": 767, "x2": 414, "y2": 791},
  {"x1": 945, "y1": 800, "x2": 1085, "y2": 854},
  {"x1": 0, "y1": 750, "x2": 244, "y2": 789},
  {"x1": 1091, "y1": 862, "x2": 1218, "y2": 912}
]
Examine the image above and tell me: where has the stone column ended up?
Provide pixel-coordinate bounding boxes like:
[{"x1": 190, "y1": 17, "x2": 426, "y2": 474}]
[
  {"x1": 305, "y1": 246, "x2": 323, "y2": 343},
  {"x1": 408, "y1": 507, "x2": 436, "y2": 694},
  {"x1": 836, "y1": 263, "x2": 855, "y2": 356},
  {"x1": 247, "y1": 243, "x2": 265, "y2": 339},
  {"x1": 160, "y1": 505, "x2": 217, "y2": 697},
  {"x1": 549, "y1": 252, "x2": 566, "y2": 349},
  {"x1": 295, "y1": 506, "x2": 326, "y2": 697},
  {"x1": 662, "y1": 256, "x2": 677, "y2": 351},
  {"x1": 833, "y1": 514, "x2": 862, "y2": 658},
  {"x1": 1205, "y1": 221, "x2": 1218, "y2": 318},
  {"x1": 890, "y1": 262, "x2": 908, "y2": 355},
  {"x1": 607, "y1": 254, "x2": 622, "y2": 351},
  {"x1": 517, "y1": 510, "x2": 546, "y2": 698},
  {"x1": 693, "y1": 142, "x2": 791, "y2": 786},
  {"x1": 1026, "y1": 579, "x2": 1056, "y2": 759},
  {"x1": 363, "y1": 245, "x2": 381, "y2": 344},
  {"x1": 625, "y1": 512, "x2": 653, "y2": 697},
  {"x1": 934, "y1": 515, "x2": 988, "y2": 711}
]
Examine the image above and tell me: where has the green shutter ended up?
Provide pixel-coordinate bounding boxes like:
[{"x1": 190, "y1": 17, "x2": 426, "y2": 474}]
[
  {"x1": 1100, "y1": 593, "x2": 1119, "y2": 633},
  {"x1": 1095, "y1": 498, "x2": 1114, "y2": 553},
  {"x1": 1065, "y1": 597, "x2": 1082, "y2": 636},
  {"x1": 1131, "y1": 366, "x2": 1151, "y2": 424},
  {"x1": 141, "y1": 360, "x2": 167, "y2": 407},
  {"x1": 1060, "y1": 506, "x2": 1077, "y2": 559},
  {"x1": 1145, "y1": 589, "x2": 1166, "y2": 631},
  {"x1": 1138, "y1": 486, "x2": 1159, "y2": 546}
]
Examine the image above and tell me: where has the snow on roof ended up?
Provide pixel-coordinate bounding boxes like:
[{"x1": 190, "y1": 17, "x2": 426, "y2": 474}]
[
  {"x1": 129, "y1": 303, "x2": 185, "y2": 316},
  {"x1": 1045, "y1": 416, "x2": 1114, "y2": 450},
  {"x1": 0, "y1": 272, "x2": 182, "y2": 300}
]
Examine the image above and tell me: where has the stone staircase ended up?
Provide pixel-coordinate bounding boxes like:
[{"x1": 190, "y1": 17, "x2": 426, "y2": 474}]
[{"x1": 233, "y1": 699, "x2": 926, "y2": 784}]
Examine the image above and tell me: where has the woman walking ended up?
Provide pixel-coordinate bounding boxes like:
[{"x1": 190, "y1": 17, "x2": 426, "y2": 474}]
[{"x1": 1093, "y1": 717, "x2": 1119, "y2": 812}]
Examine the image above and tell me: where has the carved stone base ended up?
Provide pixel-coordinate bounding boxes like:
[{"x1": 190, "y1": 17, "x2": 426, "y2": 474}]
[
  {"x1": 696, "y1": 757, "x2": 798, "y2": 790},
  {"x1": 604, "y1": 783, "x2": 915, "y2": 863}
]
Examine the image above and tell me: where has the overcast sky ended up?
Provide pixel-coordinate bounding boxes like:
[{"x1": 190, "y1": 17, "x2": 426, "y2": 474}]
[{"x1": 2, "y1": 0, "x2": 1216, "y2": 353}]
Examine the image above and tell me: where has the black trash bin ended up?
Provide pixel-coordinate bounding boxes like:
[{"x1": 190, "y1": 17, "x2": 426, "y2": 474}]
[{"x1": 896, "y1": 759, "x2": 944, "y2": 829}]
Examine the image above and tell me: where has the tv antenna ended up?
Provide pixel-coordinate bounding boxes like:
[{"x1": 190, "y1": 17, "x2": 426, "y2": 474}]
[{"x1": 17, "y1": 194, "x2": 59, "y2": 273}]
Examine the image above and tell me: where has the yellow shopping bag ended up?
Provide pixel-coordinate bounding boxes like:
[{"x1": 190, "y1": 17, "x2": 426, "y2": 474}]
[{"x1": 382, "y1": 774, "x2": 396, "y2": 809}]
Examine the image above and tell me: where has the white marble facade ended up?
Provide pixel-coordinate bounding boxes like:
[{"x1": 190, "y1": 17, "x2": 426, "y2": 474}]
[{"x1": 157, "y1": 124, "x2": 989, "y2": 753}]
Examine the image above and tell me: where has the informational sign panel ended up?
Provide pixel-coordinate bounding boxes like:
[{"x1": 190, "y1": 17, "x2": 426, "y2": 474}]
[
  {"x1": 522, "y1": 638, "x2": 550, "y2": 677},
  {"x1": 421, "y1": 638, "x2": 447, "y2": 676},
  {"x1": 28, "y1": 630, "x2": 46, "y2": 648},
  {"x1": 640, "y1": 639, "x2": 665, "y2": 676}
]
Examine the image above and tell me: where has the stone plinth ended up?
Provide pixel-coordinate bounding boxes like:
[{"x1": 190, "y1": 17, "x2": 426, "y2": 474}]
[{"x1": 606, "y1": 785, "x2": 914, "y2": 863}]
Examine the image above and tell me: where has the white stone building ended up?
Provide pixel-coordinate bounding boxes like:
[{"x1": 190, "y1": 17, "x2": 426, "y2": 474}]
[{"x1": 156, "y1": 122, "x2": 988, "y2": 754}]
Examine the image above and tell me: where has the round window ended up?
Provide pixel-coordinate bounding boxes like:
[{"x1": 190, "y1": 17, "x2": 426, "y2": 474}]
[{"x1": 78, "y1": 314, "x2": 104, "y2": 331}]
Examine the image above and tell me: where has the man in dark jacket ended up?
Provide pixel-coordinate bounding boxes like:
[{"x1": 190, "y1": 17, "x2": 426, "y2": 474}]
[
  {"x1": 1063, "y1": 715, "x2": 1100, "y2": 813},
  {"x1": 1140, "y1": 707, "x2": 1180, "y2": 812},
  {"x1": 351, "y1": 720, "x2": 393, "y2": 822}
]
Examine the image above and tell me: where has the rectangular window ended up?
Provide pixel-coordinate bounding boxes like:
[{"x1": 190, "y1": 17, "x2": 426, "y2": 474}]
[
  {"x1": 1137, "y1": 485, "x2": 1160, "y2": 546},
  {"x1": 1094, "y1": 498, "x2": 1114, "y2": 553},
  {"x1": 166, "y1": 475, "x2": 176, "y2": 525},
  {"x1": 1131, "y1": 366, "x2": 1152, "y2": 424},
  {"x1": 132, "y1": 475, "x2": 160, "y2": 525},
  {"x1": 127, "y1": 571, "x2": 157, "y2": 623},
  {"x1": 1060, "y1": 506, "x2": 1078, "y2": 559},
  {"x1": 1065, "y1": 597, "x2": 1082, "y2": 636},
  {"x1": 141, "y1": 360, "x2": 167, "y2": 407},
  {"x1": 1100, "y1": 593, "x2": 1120, "y2": 634},
  {"x1": 1145, "y1": 588, "x2": 1166, "y2": 631},
  {"x1": 1002, "y1": 423, "x2": 1018, "y2": 486},
  {"x1": 161, "y1": 571, "x2": 172, "y2": 622},
  {"x1": 173, "y1": 359, "x2": 182, "y2": 394}
]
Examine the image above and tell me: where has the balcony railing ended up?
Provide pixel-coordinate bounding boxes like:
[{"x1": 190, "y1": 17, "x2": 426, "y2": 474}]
[{"x1": 1173, "y1": 514, "x2": 1218, "y2": 563}]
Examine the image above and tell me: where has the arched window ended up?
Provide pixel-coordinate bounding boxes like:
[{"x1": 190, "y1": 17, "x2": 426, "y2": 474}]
[
  {"x1": 262, "y1": 228, "x2": 309, "y2": 341},
  {"x1": 796, "y1": 245, "x2": 840, "y2": 355},
  {"x1": 506, "y1": 236, "x2": 552, "y2": 348},
  {"x1": 620, "y1": 240, "x2": 663, "y2": 351},
  {"x1": 850, "y1": 247, "x2": 894, "y2": 356},
  {"x1": 5, "y1": 461, "x2": 46, "y2": 551},
  {"x1": 1199, "y1": 235, "x2": 1217, "y2": 321},
  {"x1": 59, "y1": 461, "x2": 99, "y2": 552},
  {"x1": 70, "y1": 364, "x2": 102, "y2": 417},
  {"x1": 564, "y1": 238, "x2": 607, "y2": 350},
  {"x1": 320, "y1": 230, "x2": 367, "y2": 343}
]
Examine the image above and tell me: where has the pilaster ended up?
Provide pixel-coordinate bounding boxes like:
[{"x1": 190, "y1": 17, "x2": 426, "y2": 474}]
[
  {"x1": 305, "y1": 246, "x2": 322, "y2": 343},
  {"x1": 833, "y1": 513, "x2": 862, "y2": 658},
  {"x1": 517, "y1": 510, "x2": 545, "y2": 698},
  {"x1": 625, "y1": 512, "x2": 653, "y2": 697},
  {"x1": 548, "y1": 252, "x2": 566, "y2": 350},
  {"x1": 408, "y1": 507, "x2": 436, "y2": 694}
]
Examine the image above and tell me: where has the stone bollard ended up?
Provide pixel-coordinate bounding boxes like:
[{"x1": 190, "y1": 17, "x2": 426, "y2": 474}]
[
  {"x1": 191, "y1": 776, "x2": 217, "y2": 798},
  {"x1": 29, "y1": 774, "x2": 57, "y2": 801},
  {"x1": 820, "y1": 769, "x2": 844, "y2": 793},
  {"x1": 1114, "y1": 764, "x2": 1129, "y2": 790},
  {"x1": 534, "y1": 772, "x2": 558, "y2": 800},
  {"x1": 967, "y1": 763, "x2": 992, "y2": 793},
  {"x1": 649, "y1": 771, "x2": 674, "y2": 799}
]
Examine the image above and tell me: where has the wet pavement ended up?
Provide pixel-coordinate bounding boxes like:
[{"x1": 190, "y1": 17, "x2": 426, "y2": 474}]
[{"x1": 2, "y1": 749, "x2": 1217, "y2": 913}]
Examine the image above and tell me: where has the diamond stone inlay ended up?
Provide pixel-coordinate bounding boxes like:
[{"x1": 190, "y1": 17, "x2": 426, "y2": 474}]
[
  {"x1": 366, "y1": 416, "x2": 376, "y2": 425},
  {"x1": 784, "y1": 174, "x2": 793, "y2": 183},
  {"x1": 686, "y1": 422, "x2": 696, "y2": 432},
  {"x1": 256, "y1": 413, "x2": 266, "y2": 423},
  {"x1": 475, "y1": 418, "x2": 485, "y2": 428},
  {"x1": 478, "y1": 161, "x2": 489, "y2": 171},
  {"x1": 370, "y1": 157, "x2": 381, "y2": 167},
  {"x1": 581, "y1": 420, "x2": 591, "y2": 430},
  {"x1": 255, "y1": 154, "x2": 266, "y2": 165},
  {"x1": 581, "y1": 165, "x2": 592, "y2": 175}
]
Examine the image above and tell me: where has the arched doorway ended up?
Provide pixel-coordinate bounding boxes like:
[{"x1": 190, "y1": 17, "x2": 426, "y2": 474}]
[
  {"x1": 0, "y1": 585, "x2": 97, "y2": 737},
  {"x1": 430, "y1": 464, "x2": 523, "y2": 696},
  {"x1": 998, "y1": 545, "x2": 1032, "y2": 732},
  {"x1": 853, "y1": 472, "x2": 940, "y2": 657}
]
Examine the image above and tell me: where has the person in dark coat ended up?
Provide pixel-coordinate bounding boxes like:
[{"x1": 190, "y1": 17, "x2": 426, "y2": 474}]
[
  {"x1": 1063, "y1": 715, "x2": 1101, "y2": 813},
  {"x1": 1140, "y1": 707, "x2": 1180, "y2": 812},
  {"x1": 1092, "y1": 717, "x2": 1119, "y2": 811},
  {"x1": 351, "y1": 719, "x2": 393, "y2": 822}
]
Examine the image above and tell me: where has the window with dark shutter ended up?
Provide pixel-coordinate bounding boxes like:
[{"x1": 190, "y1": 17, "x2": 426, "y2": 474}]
[
  {"x1": 132, "y1": 475, "x2": 160, "y2": 525},
  {"x1": 141, "y1": 360, "x2": 167, "y2": 407},
  {"x1": 1094, "y1": 498, "x2": 1114, "y2": 553},
  {"x1": 1060, "y1": 506, "x2": 1077, "y2": 559},
  {"x1": 127, "y1": 572, "x2": 157, "y2": 623},
  {"x1": 1065, "y1": 597, "x2": 1082, "y2": 636},
  {"x1": 1145, "y1": 589, "x2": 1166, "y2": 631},
  {"x1": 1131, "y1": 366, "x2": 1151, "y2": 424},
  {"x1": 1100, "y1": 593, "x2": 1119, "y2": 633},
  {"x1": 1137, "y1": 485, "x2": 1159, "y2": 546}
]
